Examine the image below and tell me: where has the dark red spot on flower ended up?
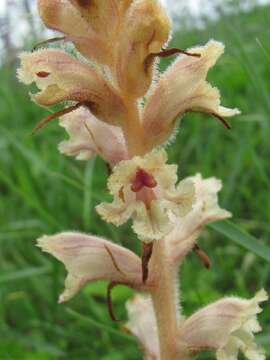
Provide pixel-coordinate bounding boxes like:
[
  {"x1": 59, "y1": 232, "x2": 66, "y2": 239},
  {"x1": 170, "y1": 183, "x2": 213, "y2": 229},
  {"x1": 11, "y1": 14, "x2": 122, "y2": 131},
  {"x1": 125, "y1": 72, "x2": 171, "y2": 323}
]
[
  {"x1": 36, "y1": 71, "x2": 50, "y2": 78},
  {"x1": 131, "y1": 168, "x2": 157, "y2": 193}
]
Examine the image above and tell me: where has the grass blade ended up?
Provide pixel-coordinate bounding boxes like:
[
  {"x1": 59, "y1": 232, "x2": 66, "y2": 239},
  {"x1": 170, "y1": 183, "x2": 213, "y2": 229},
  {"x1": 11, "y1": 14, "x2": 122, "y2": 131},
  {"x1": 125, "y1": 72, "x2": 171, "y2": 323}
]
[{"x1": 210, "y1": 220, "x2": 270, "y2": 262}]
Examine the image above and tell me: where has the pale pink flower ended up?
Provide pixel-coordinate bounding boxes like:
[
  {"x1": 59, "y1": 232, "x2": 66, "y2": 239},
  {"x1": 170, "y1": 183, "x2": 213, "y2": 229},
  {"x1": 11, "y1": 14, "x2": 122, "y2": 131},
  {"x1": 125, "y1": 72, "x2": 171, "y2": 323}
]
[
  {"x1": 126, "y1": 294, "x2": 159, "y2": 360},
  {"x1": 58, "y1": 107, "x2": 128, "y2": 165},
  {"x1": 96, "y1": 149, "x2": 195, "y2": 242},
  {"x1": 177, "y1": 289, "x2": 268, "y2": 360},
  {"x1": 17, "y1": 49, "x2": 126, "y2": 126},
  {"x1": 142, "y1": 40, "x2": 240, "y2": 151},
  {"x1": 37, "y1": 232, "x2": 143, "y2": 303},
  {"x1": 166, "y1": 173, "x2": 231, "y2": 263}
]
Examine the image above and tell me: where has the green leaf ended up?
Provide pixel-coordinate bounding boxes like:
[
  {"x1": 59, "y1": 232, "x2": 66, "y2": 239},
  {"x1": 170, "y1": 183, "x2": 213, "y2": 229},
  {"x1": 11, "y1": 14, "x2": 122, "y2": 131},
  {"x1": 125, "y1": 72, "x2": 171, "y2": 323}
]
[{"x1": 209, "y1": 220, "x2": 270, "y2": 262}]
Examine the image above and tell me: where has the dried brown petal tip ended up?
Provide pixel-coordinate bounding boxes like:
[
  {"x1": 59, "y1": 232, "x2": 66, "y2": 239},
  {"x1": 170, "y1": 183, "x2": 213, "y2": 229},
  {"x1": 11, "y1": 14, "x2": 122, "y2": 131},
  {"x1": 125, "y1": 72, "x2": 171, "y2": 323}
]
[
  {"x1": 193, "y1": 244, "x2": 211, "y2": 269},
  {"x1": 142, "y1": 242, "x2": 154, "y2": 284}
]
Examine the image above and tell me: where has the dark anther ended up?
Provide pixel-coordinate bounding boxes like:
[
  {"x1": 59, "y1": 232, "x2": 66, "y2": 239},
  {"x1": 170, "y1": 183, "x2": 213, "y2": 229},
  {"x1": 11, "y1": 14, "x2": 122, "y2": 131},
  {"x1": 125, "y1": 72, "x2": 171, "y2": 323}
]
[
  {"x1": 193, "y1": 244, "x2": 211, "y2": 269},
  {"x1": 142, "y1": 242, "x2": 154, "y2": 283},
  {"x1": 31, "y1": 102, "x2": 83, "y2": 135},
  {"x1": 107, "y1": 281, "x2": 122, "y2": 322},
  {"x1": 32, "y1": 36, "x2": 66, "y2": 51},
  {"x1": 131, "y1": 168, "x2": 157, "y2": 193}
]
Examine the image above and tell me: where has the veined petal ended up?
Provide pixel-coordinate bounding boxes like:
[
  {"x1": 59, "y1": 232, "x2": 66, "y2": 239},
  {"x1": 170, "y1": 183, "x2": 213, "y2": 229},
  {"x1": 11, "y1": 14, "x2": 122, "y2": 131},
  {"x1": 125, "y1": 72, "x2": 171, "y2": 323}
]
[
  {"x1": 115, "y1": 0, "x2": 171, "y2": 98},
  {"x1": 38, "y1": 0, "x2": 111, "y2": 64},
  {"x1": 58, "y1": 107, "x2": 128, "y2": 165},
  {"x1": 126, "y1": 294, "x2": 159, "y2": 360},
  {"x1": 142, "y1": 40, "x2": 240, "y2": 150},
  {"x1": 17, "y1": 50, "x2": 126, "y2": 125},
  {"x1": 167, "y1": 174, "x2": 231, "y2": 263},
  {"x1": 37, "y1": 232, "x2": 142, "y2": 303},
  {"x1": 164, "y1": 178, "x2": 195, "y2": 217},
  {"x1": 132, "y1": 200, "x2": 172, "y2": 243},
  {"x1": 96, "y1": 195, "x2": 135, "y2": 227},
  {"x1": 177, "y1": 290, "x2": 268, "y2": 360}
]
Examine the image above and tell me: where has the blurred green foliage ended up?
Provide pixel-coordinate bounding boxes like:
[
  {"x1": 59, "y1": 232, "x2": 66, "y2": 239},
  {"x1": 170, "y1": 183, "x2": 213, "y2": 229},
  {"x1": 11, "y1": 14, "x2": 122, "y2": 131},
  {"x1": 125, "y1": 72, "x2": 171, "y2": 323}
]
[{"x1": 0, "y1": 3, "x2": 270, "y2": 359}]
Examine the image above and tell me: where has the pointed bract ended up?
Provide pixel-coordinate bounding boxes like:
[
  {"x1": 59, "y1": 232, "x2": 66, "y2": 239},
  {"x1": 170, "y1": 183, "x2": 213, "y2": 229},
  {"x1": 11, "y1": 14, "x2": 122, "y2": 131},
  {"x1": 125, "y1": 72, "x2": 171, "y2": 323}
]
[{"x1": 126, "y1": 294, "x2": 159, "y2": 360}]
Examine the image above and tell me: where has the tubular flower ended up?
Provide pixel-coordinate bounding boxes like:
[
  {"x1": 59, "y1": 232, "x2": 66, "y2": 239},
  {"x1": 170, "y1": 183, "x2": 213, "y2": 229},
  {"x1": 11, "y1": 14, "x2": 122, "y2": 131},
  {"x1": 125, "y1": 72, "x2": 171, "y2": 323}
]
[
  {"x1": 37, "y1": 232, "x2": 143, "y2": 303},
  {"x1": 115, "y1": 0, "x2": 171, "y2": 97},
  {"x1": 38, "y1": 0, "x2": 130, "y2": 65},
  {"x1": 96, "y1": 149, "x2": 195, "y2": 243},
  {"x1": 17, "y1": 49, "x2": 126, "y2": 126},
  {"x1": 125, "y1": 291, "x2": 268, "y2": 360},
  {"x1": 177, "y1": 289, "x2": 268, "y2": 360},
  {"x1": 58, "y1": 107, "x2": 128, "y2": 165},
  {"x1": 166, "y1": 174, "x2": 231, "y2": 264},
  {"x1": 126, "y1": 294, "x2": 159, "y2": 360},
  {"x1": 142, "y1": 40, "x2": 240, "y2": 151}
]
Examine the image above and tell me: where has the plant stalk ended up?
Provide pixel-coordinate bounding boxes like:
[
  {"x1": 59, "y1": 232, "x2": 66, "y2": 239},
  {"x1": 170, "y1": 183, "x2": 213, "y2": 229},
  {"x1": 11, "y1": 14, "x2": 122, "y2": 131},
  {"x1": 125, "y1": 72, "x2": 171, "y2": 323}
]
[{"x1": 150, "y1": 239, "x2": 179, "y2": 360}]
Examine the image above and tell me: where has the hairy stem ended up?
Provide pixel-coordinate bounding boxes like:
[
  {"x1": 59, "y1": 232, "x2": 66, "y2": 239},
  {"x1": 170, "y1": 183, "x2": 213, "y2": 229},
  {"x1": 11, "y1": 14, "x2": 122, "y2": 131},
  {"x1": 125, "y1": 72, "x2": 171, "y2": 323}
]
[
  {"x1": 122, "y1": 99, "x2": 145, "y2": 157},
  {"x1": 150, "y1": 239, "x2": 179, "y2": 360}
]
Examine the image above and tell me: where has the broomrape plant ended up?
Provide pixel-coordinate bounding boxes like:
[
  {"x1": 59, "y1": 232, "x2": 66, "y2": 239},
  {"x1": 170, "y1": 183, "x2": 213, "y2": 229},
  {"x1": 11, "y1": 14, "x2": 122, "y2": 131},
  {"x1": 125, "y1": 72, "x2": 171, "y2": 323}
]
[{"x1": 17, "y1": 1, "x2": 267, "y2": 359}]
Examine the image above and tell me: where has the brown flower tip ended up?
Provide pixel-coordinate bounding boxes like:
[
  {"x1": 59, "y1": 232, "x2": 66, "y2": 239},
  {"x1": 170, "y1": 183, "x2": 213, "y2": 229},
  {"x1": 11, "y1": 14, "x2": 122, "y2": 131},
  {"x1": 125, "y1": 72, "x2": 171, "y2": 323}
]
[{"x1": 131, "y1": 168, "x2": 157, "y2": 193}]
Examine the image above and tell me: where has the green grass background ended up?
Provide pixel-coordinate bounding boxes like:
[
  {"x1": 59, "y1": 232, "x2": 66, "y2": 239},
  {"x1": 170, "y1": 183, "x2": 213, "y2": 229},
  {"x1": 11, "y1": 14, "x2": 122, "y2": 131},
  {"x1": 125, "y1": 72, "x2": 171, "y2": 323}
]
[{"x1": 0, "y1": 3, "x2": 270, "y2": 359}]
